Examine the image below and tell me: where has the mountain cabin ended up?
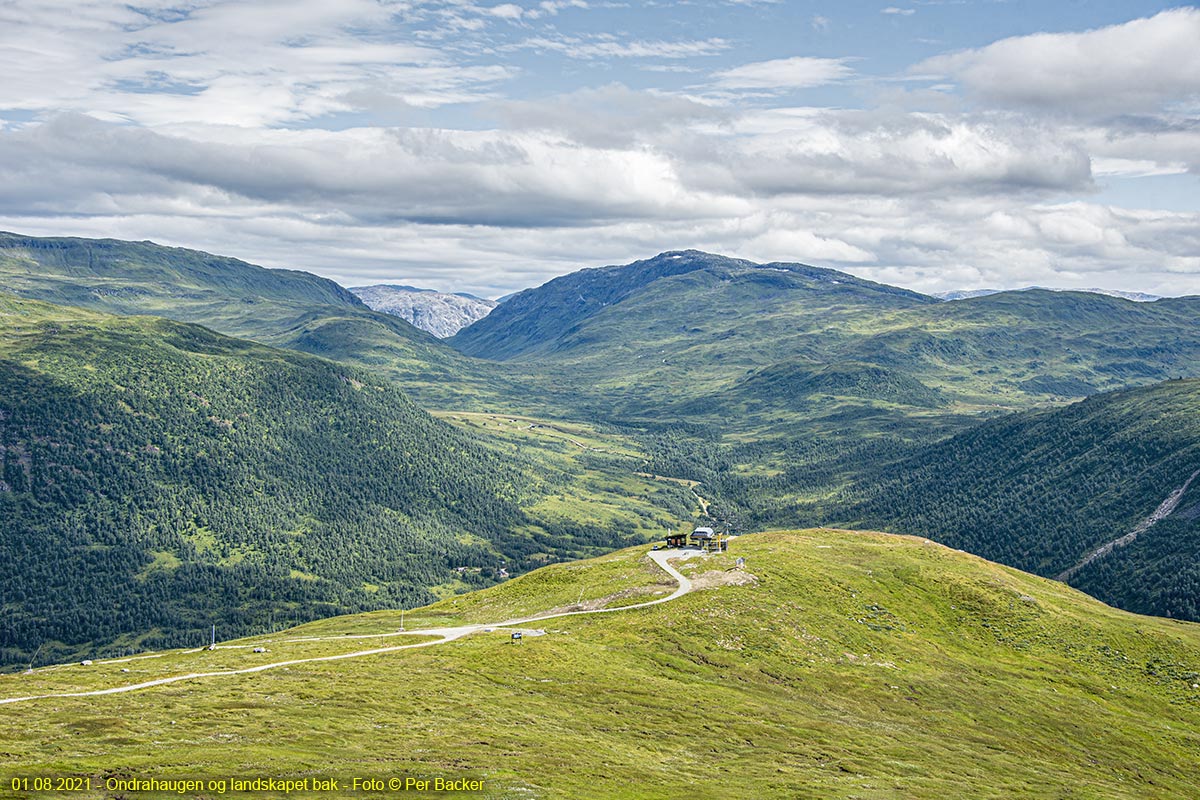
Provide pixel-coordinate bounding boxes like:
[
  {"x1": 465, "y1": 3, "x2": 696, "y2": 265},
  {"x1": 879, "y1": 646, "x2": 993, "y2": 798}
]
[{"x1": 664, "y1": 526, "x2": 729, "y2": 552}]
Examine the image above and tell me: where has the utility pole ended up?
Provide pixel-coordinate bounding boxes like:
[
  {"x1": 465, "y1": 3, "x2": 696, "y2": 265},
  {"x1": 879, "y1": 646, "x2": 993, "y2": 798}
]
[{"x1": 25, "y1": 643, "x2": 43, "y2": 674}]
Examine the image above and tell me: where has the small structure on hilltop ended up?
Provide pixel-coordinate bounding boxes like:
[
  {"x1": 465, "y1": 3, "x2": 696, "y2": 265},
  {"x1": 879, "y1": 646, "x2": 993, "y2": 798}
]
[
  {"x1": 665, "y1": 531, "x2": 691, "y2": 548},
  {"x1": 689, "y1": 526, "x2": 729, "y2": 552},
  {"x1": 663, "y1": 526, "x2": 731, "y2": 551}
]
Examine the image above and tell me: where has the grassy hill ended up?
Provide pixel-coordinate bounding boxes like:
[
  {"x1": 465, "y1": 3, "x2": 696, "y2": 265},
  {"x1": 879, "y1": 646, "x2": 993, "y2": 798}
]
[
  {"x1": 3, "y1": 530, "x2": 1199, "y2": 799},
  {"x1": 0, "y1": 296, "x2": 687, "y2": 669},
  {"x1": 0, "y1": 232, "x2": 519, "y2": 409}
]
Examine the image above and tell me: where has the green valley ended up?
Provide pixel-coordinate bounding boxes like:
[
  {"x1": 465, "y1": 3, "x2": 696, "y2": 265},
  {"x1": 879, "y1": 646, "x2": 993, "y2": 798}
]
[
  {"x1": 6, "y1": 233, "x2": 1200, "y2": 663},
  {"x1": 0, "y1": 295, "x2": 683, "y2": 669}
]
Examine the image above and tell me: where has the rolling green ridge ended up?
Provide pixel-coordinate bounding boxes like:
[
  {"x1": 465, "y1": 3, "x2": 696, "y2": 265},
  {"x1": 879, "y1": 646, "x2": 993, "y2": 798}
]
[
  {"x1": 3, "y1": 531, "x2": 1200, "y2": 799},
  {"x1": 450, "y1": 249, "x2": 932, "y2": 361},
  {"x1": 451, "y1": 250, "x2": 1200, "y2": 427},
  {"x1": 0, "y1": 232, "x2": 520, "y2": 409},
  {"x1": 0, "y1": 295, "x2": 680, "y2": 669}
]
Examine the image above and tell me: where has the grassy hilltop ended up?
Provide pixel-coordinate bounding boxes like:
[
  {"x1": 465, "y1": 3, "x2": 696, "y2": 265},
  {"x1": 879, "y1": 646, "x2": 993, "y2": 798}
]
[{"x1": 3, "y1": 530, "x2": 1199, "y2": 799}]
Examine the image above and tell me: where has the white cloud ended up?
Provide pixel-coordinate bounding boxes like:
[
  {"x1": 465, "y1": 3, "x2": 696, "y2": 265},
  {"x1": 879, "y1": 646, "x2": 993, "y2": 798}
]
[
  {"x1": 484, "y1": 1, "x2": 588, "y2": 21},
  {"x1": 491, "y1": 83, "x2": 724, "y2": 147},
  {"x1": 8, "y1": 102, "x2": 1191, "y2": 296},
  {"x1": 712, "y1": 56, "x2": 854, "y2": 90},
  {"x1": 1077, "y1": 117, "x2": 1200, "y2": 176},
  {"x1": 0, "y1": 113, "x2": 749, "y2": 227},
  {"x1": 0, "y1": 2, "x2": 1196, "y2": 299},
  {"x1": 0, "y1": 0, "x2": 514, "y2": 127},
  {"x1": 881, "y1": 7, "x2": 915, "y2": 16},
  {"x1": 745, "y1": 228, "x2": 876, "y2": 264},
  {"x1": 512, "y1": 35, "x2": 729, "y2": 59},
  {"x1": 1091, "y1": 157, "x2": 1189, "y2": 178},
  {"x1": 681, "y1": 109, "x2": 1093, "y2": 197},
  {"x1": 488, "y1": 4, "x2": 526, "y2": 20},
  {"x1": 915, "y1": 8, "x2": 1200, "y2": 116}
]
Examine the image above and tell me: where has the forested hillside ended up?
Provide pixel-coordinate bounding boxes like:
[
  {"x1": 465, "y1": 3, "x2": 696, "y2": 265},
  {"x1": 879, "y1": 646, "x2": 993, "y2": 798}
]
[
  {"x1": 836, "y1": 379, "x2": 1200, "y2": 619},
  {"x1": 0, "y1": 295, "x2": 657, "y2": 669}
]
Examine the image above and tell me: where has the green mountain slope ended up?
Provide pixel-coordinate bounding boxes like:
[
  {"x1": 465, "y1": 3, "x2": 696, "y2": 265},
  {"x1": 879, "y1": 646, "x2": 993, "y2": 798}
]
[
  {"x1": 0, "y1": 231, "x2": 365, "y2": 332},
  {"x1": 451, "y1": 251, "x2": 1200, "y2": 426},
  {"x1": 451, "y1": 250, "x2": 933, "y2": 361},
  {"x1": 835, "y1": 378, "x2": 1200, "y2": 619},
  {"x1": 0, "y1": 296, "x2": 677, "y2": 669},
  {"x1": 0, "y1": 232, "x2": 513, "y2": 408},
  {"x1": 4, "y1": 530, "x2": 1200, "y2": 799}
]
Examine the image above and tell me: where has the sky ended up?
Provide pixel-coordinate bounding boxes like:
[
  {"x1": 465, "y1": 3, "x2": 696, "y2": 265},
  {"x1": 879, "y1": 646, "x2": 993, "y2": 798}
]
[{"x1": 0, "y1": 1, "x2": 1198, "y2": 298}]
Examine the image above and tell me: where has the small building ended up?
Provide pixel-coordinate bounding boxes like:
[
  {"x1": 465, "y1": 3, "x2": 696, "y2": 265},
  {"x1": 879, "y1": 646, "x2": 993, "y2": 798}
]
[
  {"x1": 664, "y1": 532, "x2": 690, "y2": 548},
  {"x1": 689, "y1": 526, "x2": 729, "y2": 552}
]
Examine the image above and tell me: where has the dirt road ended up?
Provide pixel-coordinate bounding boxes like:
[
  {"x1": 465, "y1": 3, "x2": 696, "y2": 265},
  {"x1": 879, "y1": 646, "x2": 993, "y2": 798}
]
[{"x1": 0, "y1": 549, "x2": 699, "y2": 706}]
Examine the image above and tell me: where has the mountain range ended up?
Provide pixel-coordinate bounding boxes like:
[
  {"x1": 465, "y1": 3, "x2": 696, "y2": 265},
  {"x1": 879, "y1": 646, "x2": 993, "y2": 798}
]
[
  {"x1": 451, "y1": 250, "x2": 1200, "y2": 425},
  {"x1": 0, "y1": 232, "x2": 529, "y2": 411},
  {"x1": 4, "y1": 231, "x2": 1200, "y2": 670}
]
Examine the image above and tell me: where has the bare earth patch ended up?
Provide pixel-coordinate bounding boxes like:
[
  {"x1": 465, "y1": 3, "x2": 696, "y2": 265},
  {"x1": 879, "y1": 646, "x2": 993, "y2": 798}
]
[
  {"x1": 547, "y1": 583, "x2": 675, "y2": 614},
  {"x1": 691, "y1": 569, "x2": 759, "y2": 590}
]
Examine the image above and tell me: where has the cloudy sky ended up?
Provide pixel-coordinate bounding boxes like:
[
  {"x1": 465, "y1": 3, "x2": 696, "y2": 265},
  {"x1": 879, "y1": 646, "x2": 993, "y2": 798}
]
[{"x1": 0, "y1": 1, "x2": 1197, "y2": 297}]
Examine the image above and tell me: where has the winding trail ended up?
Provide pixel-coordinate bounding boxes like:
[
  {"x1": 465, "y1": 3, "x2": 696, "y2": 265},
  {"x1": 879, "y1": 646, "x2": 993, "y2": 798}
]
[
  {"x1": 1056, "y1": 467, "x2": 1200, "y2": 582},
  {"x1": 0, "y1": 550, "x2": 697, "y2": 707}
]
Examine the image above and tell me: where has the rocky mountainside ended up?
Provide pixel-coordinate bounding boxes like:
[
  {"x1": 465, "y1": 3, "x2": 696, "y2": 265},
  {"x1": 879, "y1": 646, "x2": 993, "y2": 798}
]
[{"x1": 351, "y1": 284, "x2": 497, "y2": 338}]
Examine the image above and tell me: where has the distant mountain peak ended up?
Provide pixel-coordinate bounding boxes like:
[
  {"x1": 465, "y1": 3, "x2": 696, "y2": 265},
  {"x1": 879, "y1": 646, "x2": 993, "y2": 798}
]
[
  {"x1": 936, "y1": 286, "x2": 1162, "y2": 303},
  {"x1": 449, "y1": 250, "x2": 934, "y2": 360},
  {"x1": 351, "y1": 285, "x2": 497, "y2": 338}
]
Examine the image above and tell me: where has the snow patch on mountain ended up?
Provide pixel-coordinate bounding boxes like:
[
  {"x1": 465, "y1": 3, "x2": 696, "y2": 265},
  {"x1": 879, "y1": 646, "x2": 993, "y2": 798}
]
[
  {"x1": 935, "y1": 287, "x2": 1162, "y2": 303},
  {"x1": 351, "y1": 285, "x2": 498, "y2": 338}
]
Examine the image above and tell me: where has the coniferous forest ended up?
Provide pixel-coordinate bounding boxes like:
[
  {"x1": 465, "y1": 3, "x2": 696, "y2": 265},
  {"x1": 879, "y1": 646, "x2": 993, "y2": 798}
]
[{"x1": 0, "y1": 296, "x2": 652, "y2": 668}]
